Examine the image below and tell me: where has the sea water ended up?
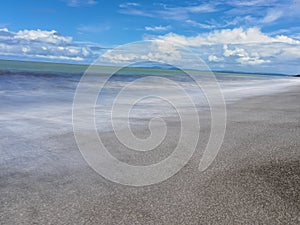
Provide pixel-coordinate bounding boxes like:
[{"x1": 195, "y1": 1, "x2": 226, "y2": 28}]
[{"x1": 0, "y1": 67, "x2": 299, "y2": 139}]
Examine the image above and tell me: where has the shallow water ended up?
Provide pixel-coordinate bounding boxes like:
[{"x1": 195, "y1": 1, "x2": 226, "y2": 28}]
[{"x1": 0, "y1": 69, "x2": 299, "y2": 138}]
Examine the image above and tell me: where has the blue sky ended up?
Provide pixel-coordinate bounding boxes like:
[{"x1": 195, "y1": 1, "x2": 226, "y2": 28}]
[{"x1": 0, "y1": 0, "x2": 300, "y2": 74}]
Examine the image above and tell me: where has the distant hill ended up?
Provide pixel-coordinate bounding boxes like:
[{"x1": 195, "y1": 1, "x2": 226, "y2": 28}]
[
  {"x1": 128, "y1": 61, "x2": 180, "y2": 70},
  {"x1": 0, "y1": 59, "x2": 290, "y2": 76}
]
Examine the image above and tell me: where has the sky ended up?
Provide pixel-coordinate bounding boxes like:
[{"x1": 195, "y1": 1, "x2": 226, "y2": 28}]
[{"x1": 0, "y1": 0, "x2": 300, "y2": 74}]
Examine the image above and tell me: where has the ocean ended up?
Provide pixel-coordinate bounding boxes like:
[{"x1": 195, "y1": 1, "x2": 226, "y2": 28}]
[{"x1": 1, "y1": 59, "x2": 299, "y2": 138}]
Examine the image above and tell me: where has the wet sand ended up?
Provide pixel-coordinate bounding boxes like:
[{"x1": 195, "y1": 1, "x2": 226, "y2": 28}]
[{"x1": 1, "y1": 85, "x2": 300, "y2": 224}]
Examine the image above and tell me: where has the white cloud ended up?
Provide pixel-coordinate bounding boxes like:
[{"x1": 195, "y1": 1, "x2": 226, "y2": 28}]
[
  {"x1": 157, "y1": 27, "x2": 300, "y2": 46},
  {"x1": 260, "y1": 9, "x2": 283, "y2": 23},
  {"x1": 145, "y1": 25, "x2": 171, "y2": 32},
  {"x1": 223, "y1": 45, "x2": 248, "y2": 57},
  {"x1": 2, "y1": 25, "x2": 300, "y2": 73},
  {"x1": 260, "y1": 0, "x2": 300, "y2": 23},
  {"x1": 64, "y1": 0, "x2": 97, "y2": 7},
  {"x1": 119, "y1": 3, "x2": 217, "y2": 20},
  {"x1": 119, "y1": 2, "x2": 139, "y2": 8},
  {"x1": 228, "y1": 0, "x2": 300, "y2": 27},
  {"x1": 183, "y1": 4, "x2": 216, "y2": 13},
  {"x1": 229, "y1": 0, "x2": 280, "y2": 7},
  {"x1": 0, "y1": 28, "x2": 102, "y2": 62},
  {"x1": 143, "y1": 27, "x2": 300, "y2": 70},
  {"x1": 117, "y1": 1, "x2": 300, "y2": 34},
  {"x1": 156, "y1": 4, "x2": 217, "y2": 21},
  {"x1": 118, "y1": 2, "x2": 153, "y2": 17},
  {"x1": 185, "y1": 20, "x2": 217, "y2": 29},
  {"x1": 15, "y1": 29, "x2": 72, "y2": 44},
  {"x1": 119, "y1": 8, "x2": 153, "y2": 17},
  {"x1": 208, "y1": 55, "x2": 223, "y2": 62},
  {"x1": 223, "y1": 45, "x2": 270, "y2": 65},
  {"x1": 100, "y1": 41, "x2": 184, "y2": 66}
]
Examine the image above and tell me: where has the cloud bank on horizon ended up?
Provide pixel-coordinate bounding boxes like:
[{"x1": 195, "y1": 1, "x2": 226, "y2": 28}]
[{"x1": 0, "y1": 0, "x2": 300, "y2": 74}]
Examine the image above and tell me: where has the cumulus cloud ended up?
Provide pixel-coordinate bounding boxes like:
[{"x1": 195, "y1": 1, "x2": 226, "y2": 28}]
[
  {"x1": 15, "y1": 29, "x2": 72, "y2": 44},
  {"x1": 2, "y1": 25, "x2": 300, "y2": 73},
  {"x1": 208, "y1": 55, "x2": 224, "y2": 62},
  {"x1": 142, "y1": 27, "x2": 300, "y2": 71},
  {"x1": 98, "y1": 27, "x2": 300, "y2": 72},
  {"x1": 223, "y1": 45, "x2": 270, "y2": 65},
  {"x1": 101, "y1": 41, "x2": 183, "y2": 66},
  {"x1": 0, "y1": 28, "x2": 101, "y2": 62},
  {"x1": 157, "y1": 27, "x2": 300, "y2": 46}
]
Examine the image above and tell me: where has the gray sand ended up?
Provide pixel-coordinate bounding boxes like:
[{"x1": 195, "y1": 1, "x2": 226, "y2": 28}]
[{"x1": 1, "y1": 86, "x2": 300, "y2": 224}]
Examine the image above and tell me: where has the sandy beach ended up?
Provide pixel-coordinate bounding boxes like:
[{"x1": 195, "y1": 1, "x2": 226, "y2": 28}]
[{"x1": 1, "y1": 84, "x2": 300, "y2": 224}]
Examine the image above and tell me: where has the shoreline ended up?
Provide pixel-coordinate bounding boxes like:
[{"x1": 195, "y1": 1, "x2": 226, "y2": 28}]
[{"x1": 1, "y1": 85, "x2": 300, "y2": 224}]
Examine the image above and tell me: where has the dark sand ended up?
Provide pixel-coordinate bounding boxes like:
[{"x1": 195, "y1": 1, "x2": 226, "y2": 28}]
[{"x1": 1, "y1": 86, "x2": 300, "y2": 224}]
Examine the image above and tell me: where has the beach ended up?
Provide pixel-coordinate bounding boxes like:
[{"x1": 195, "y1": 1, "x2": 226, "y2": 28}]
[
  {"x1": 1, "y1": 80, "x2": 299, "y2": 224},
  {"x1": 2, "y1": 0, "x2": 300, "y2": 224}
]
